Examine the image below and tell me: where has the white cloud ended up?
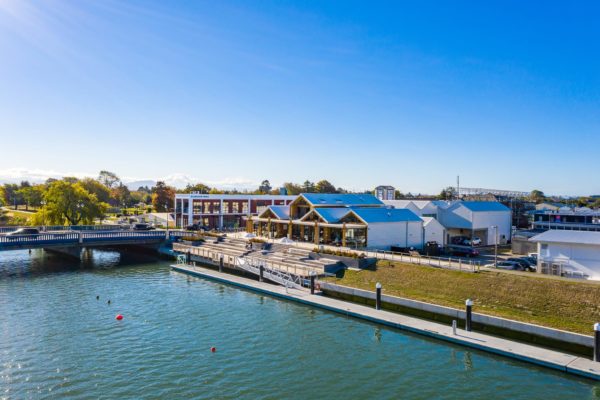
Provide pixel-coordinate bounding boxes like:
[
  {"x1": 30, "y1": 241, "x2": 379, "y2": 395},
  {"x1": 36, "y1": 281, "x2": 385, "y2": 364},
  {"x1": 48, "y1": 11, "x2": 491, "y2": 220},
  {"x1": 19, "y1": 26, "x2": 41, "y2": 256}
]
[{"x1": 0, "y1": 168, "x2": 257, "y2": 189}]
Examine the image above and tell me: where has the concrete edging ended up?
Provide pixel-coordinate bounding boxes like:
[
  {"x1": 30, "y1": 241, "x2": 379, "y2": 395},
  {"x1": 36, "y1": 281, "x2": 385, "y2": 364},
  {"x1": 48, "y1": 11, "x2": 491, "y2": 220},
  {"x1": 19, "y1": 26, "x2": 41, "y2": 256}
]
[{"x1": 318, "y1": 281, "x2": 593, "y2": 348}]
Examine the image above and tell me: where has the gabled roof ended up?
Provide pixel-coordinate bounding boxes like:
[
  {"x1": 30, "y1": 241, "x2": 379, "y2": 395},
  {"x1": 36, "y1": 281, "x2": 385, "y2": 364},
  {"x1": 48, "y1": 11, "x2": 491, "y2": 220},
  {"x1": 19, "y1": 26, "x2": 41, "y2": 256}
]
[
  {"x1": 308, "y1": 208, "x2": 353, "y2": 223},
  {"x1": 300, "y1": 193, "x2": 383, "y2": 207},
  {"x1": 530, "y1": 230, "x2": 600, "y2": 246},
  {"x1": 268, "y1": 205, "x2": 290, "y2": 220},
  {"x1": 421, "y1": 216, "x2": 443, "y2": 227},
  {"x1": 351, "y1": 207, "x2": 422, "y2": 223},
  {"x1": 458, "y1": 201, "x2": 510, "y2": 212}
]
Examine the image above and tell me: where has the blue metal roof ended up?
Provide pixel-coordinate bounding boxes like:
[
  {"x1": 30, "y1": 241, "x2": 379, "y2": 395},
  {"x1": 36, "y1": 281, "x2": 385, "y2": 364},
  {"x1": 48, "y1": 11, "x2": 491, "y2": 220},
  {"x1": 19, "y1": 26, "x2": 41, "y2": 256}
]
[
  {"x1": 352, "y1": 207, "x2": 422, "y2": 223},
  {"x1": 312, "y1": 208, "x2": 352, "y2": 223},
  {"x1": 301, "y1": 193, "x2": 383, "y2": 207},
  {"x1": 268, "y1": 205, "x2": 290, "y2": 220},
  {"x1": 459, "y1": 201, "x2": 510, "y2": 212}
]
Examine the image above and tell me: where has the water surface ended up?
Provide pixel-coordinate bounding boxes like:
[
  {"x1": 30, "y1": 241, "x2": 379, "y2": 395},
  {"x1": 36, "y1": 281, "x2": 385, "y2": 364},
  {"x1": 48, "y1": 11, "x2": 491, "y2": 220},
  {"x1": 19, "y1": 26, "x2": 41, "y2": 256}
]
[{"x1": 1, "y1": 249, "x2": 599, "y2": 399}]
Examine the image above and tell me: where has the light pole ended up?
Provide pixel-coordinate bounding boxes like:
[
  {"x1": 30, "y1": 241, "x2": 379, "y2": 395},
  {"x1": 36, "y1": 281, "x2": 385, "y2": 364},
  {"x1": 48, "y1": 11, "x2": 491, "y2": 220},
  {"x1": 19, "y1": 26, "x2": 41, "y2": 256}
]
[
  {"x1": 40, "y1": 200, "x2": 46, "y2": 230},
  {"x1": 165, "y1": 203, "x2": 169, "y2": 232},
  {"x1": 491, "y1": 225, "x2": 498, "y2": 267}
]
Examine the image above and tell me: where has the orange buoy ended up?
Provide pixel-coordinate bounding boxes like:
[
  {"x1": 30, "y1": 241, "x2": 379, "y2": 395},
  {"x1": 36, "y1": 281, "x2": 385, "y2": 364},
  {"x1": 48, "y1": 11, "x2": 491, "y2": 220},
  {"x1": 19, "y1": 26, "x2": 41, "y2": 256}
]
[
  {"x1": 116, "y1": 314, "x2": 123, "y2": 320},
  {"x1": 210, "y1": 347, "x2": 216, "y2": 353}
]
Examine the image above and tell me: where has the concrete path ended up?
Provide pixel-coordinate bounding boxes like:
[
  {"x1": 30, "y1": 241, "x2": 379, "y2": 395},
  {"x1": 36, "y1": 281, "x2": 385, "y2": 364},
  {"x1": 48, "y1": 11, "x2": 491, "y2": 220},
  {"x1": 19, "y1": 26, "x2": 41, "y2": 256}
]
[{"x1": 171, "y1": 263, "x2": 600, "y2": 381}]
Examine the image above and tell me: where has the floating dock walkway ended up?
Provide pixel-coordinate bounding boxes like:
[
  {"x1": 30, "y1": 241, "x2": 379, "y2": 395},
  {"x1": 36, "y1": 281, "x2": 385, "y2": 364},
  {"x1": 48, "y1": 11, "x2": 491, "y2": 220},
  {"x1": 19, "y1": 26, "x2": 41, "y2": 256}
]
[{"x1": 171, "y1": 263, "x2": 600, "y2": 381}]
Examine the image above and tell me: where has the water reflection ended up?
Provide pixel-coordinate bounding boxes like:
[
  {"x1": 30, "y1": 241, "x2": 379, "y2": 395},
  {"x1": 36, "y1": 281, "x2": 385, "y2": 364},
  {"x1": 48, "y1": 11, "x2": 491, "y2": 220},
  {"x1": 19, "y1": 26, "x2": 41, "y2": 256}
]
[{"x1": 0, "y1": 247, "x2": 160, "y2": 279}]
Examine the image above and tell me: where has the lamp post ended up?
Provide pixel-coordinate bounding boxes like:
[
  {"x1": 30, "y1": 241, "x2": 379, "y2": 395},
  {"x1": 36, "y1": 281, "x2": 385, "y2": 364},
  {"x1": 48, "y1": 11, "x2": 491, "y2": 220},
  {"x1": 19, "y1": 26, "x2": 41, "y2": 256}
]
[
  {"x1": 165, "y1": 203, "x2": 169, "y2": 232},
  {"x1": 40, "y1": 200, "x2": 46, "y2": 229},
  {"x1": 491, "y1": 225, "x2": 498, "y2": 268}
]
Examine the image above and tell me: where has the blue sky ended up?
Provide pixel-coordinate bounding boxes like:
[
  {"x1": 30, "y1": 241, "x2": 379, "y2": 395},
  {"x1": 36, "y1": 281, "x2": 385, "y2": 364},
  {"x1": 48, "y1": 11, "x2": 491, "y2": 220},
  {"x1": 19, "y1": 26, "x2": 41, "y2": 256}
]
[{"x1": 0, "y1": 1, "x2": 599, "y2": 195}]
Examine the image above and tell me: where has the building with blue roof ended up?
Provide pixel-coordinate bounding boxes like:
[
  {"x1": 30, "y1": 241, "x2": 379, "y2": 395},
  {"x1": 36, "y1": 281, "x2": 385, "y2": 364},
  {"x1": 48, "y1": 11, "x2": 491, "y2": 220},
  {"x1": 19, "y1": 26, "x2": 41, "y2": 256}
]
[
  {"x1": 248, "y1": 193, "x2": 424, "y2": 249},
  {"x1": 437, "y1": 201, "x2": 512, "y2": 245}
]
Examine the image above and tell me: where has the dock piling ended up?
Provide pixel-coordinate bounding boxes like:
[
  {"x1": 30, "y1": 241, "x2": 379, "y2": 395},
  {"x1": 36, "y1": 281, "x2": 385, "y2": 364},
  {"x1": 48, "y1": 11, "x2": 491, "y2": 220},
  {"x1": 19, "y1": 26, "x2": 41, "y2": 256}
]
[
  {"x1": 594, "y1": 323, "x2": 600, "y2": 362},
  {"x1": 452, "y1": 320, "x2": 457, "y2": 335},
  {"x1": 375, "y1": 282, "x2": 382, "y2": 310},
  {"x1": 219, "y1": 256, "x2": 223, "y2": 273},
  {"x1": 465, "y1": 299, "x2": 473, "y2": 332},
  {"x1": 310, "y1": 271, "x2": 316, "y2": 294},
  {"x1": 259, "y1": 265, "x2": 264, "y2": 282}
]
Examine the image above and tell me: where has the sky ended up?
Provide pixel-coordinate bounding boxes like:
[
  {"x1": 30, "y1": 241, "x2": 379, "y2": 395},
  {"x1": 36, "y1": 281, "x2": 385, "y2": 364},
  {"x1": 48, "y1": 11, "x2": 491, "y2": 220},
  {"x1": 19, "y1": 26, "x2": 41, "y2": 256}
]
[{"x1": 0, "y1": 0, "x2": 599, "y2": 195}]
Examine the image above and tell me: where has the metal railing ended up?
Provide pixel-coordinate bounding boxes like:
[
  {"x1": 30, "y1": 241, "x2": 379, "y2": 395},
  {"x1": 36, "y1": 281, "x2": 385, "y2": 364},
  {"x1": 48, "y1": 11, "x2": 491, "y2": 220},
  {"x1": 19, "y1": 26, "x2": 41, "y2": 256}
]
[{"x1": 0, "y1": 229, "x2": 189, "y2": 249}]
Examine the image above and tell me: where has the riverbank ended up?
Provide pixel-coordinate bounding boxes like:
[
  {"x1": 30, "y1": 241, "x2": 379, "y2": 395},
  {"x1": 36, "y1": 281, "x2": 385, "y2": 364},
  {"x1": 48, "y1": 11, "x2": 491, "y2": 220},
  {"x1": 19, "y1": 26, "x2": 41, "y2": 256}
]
[
  {"x1": 171, "y1": 263, "x2": 600, "y2": 381},
  {"x1": 324, "y1": 259, "x2": 600, "y2": 335}
]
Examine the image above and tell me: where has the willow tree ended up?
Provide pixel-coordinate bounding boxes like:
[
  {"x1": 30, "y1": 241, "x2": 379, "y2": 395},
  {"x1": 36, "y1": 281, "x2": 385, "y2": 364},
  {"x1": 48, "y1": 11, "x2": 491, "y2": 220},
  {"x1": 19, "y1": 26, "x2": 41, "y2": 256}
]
[{"x1": 33, "y1": 180, "x2": 108, "y2": 225}]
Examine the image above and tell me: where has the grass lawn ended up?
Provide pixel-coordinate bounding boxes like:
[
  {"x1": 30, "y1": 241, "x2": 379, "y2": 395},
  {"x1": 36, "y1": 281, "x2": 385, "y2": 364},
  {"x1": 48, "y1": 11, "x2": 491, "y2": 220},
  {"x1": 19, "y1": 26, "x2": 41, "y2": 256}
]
[
  {"x1": 325, "y1": 260, "x2": 600, "y2": 335},
  {"x1": 1, "y1": 207, "x2": 35, "y2": 224}
]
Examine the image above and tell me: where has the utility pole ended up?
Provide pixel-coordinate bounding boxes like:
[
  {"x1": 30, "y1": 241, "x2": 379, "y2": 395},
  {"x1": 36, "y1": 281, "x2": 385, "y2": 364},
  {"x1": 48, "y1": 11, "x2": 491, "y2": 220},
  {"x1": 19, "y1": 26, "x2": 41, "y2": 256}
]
[{"x1": 492, "y1": 225, "x2": 498, "y2": 267}]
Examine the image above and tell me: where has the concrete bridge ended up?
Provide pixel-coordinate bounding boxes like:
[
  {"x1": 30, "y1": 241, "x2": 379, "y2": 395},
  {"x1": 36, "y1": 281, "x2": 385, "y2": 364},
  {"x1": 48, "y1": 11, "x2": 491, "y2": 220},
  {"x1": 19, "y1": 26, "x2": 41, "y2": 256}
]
[{"x1": 0, "y1": 226, "x2": 188, "y2": 252}]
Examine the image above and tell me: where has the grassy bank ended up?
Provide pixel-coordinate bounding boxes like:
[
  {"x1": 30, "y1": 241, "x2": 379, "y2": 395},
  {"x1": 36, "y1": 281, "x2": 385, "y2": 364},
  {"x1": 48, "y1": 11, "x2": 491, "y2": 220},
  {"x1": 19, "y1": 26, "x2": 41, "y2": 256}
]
[{"x1": 325, "y1": 260, "x2": 600, "y2": 335}]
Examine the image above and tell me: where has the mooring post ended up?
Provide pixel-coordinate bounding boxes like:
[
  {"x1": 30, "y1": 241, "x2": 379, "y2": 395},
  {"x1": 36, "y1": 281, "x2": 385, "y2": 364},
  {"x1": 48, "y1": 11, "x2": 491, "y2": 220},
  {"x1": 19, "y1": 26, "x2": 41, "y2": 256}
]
[
  {"x1": 219, "y1": 256, "x2": 223, "y2": 273},
  {"x1": 186, "y1": 251, "x2": 190, "y2": 265},
  {"x1": 310, "y1": 271, "x2": 316, "y2": 294},
  {"x1": 259, "y1": 265, "x2": 264, "y2": 282},
  {"x1": 594, "y1": 323, "x2": 600, "y2": 362},
  {"x1": 452, "y1": 320, "x2": 457, "y2": 335},
  {"x1": 465, "y1": 299, "x2": 473, "y2": 332},
  {"x1": 375, "y1": 282, "x2": 382, "y2": 310}
]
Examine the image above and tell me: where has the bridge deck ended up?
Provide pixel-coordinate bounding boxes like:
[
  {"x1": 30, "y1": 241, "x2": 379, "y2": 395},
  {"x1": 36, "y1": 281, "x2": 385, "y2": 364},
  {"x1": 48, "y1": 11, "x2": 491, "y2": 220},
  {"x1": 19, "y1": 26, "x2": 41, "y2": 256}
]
[{"x1": 0, "y1": 230, "x2": 188, "y2": 251}]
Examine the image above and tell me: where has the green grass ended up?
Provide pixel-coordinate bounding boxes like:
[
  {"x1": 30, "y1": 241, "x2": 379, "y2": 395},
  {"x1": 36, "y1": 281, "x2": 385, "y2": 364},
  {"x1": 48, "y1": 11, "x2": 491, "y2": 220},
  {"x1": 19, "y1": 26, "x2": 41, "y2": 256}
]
[{"x1": 325, "y1": 260, "x2": 600, "y2": 335}]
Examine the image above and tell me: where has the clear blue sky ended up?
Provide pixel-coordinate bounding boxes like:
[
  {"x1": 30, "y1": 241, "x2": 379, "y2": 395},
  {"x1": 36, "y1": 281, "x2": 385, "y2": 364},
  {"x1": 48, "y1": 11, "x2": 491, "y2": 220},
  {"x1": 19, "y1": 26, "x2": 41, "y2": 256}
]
[{"x1": 1, "y1": 1, "x2": 599, "y2": 195}]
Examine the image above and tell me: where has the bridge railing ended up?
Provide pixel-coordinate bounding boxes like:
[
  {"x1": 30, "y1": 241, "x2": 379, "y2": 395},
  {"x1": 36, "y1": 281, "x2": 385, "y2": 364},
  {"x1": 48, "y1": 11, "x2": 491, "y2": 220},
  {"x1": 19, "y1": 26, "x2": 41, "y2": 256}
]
[
  {"x1": 0, "y1": 225, "x2": 128, "y2": 234},
  {"x1": 0, "y1": 232, "x2": 80, "y2": 246},
  {"x1": 0, "y1": 229, "x2": 190, "y2": 249}
]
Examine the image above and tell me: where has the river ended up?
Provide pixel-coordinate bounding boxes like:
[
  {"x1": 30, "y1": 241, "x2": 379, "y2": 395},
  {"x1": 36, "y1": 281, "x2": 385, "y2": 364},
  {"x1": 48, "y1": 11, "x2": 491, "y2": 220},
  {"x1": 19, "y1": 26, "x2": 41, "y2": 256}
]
[{"x1": 1, "y1": 249, "x2": 599, "y2": 399}]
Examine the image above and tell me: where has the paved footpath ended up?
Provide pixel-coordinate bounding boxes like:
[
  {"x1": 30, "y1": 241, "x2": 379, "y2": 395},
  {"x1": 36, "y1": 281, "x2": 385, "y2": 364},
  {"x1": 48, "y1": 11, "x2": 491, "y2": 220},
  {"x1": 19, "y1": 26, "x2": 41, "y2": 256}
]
[{"x1": 171, "y1": 263, "x2": 600, "y2": 381}]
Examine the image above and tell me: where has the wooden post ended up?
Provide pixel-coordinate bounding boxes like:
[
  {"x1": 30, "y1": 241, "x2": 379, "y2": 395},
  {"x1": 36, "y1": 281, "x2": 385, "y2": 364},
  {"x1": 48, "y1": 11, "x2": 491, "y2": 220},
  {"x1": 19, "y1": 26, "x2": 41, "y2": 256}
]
[
  {"x1": 267, "y1": 218, "x2": 271, "y2": 239},
  {"x1": 300, "y1": 225, "x2": 305, "y2": 241},
  {"x1": 288, "y1": 220, "x2": 292, "y2": 239},
  {"x1": 342, "y1": 223, "x2": 347, "y2": 248},
  {"x1": 314, "y1": 222, "x2": 319, "y2": 245}
]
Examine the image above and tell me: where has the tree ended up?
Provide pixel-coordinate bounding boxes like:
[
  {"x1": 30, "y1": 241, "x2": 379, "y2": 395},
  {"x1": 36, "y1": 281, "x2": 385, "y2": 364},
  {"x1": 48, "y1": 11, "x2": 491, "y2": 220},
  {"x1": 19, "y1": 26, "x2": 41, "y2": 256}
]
[
  {"x1": 98, "y1": 170, "x2": 121, "y2": 188},
  {"x1": 111, "y1": 184, "x2": 132, "y2": 207},
  {"x1": 80, "y1": 178, "x2": 111, "y2": 204},
  {"x1": 315, "y1": 180, "x2": 336, "y2": 193},
  {"x1": 151, "y1": 181, "x2": 176, "y2": 212},
  {"x1": 529, "y1": 190, "x2": 545, "y2": 203},
  {"x1": 258, "y1": 180, "x2": 272, "y2": 194},
  {"x1": 394, "y1": 190, "x2": 404, "y2": 199},
  {"x1": 18, "y1": 185, "x2": 43, "y2": 211},
  {"x1": 438, "y1": 186, "x2": 457, "y2": 200},
  {"x1": 182, "y1": 183, "x2": 212, "y2": 194},
  {"x1": 2, "y1": 184, "x2": 20, "y2": 209},
  {"x1": 302, "y1": 180, "x2": 315, "y2": 193},
  {"x1": 33, "y1": 180, "x2": 107, "y2": 225},
  {"x1": 283, "y1": 182, "x2": 303, "y2": 195}
]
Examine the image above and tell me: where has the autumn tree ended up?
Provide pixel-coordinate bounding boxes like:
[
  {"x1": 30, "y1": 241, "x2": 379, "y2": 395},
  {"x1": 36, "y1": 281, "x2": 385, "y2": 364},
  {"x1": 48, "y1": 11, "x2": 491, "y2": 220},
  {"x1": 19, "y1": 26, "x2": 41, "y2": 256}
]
[
  {"x1": 80, "y1": 178, "x2": 111, "y2": 204},
  {"x1": 151, "y1": 181, "x2": 176, "y2": 212}
]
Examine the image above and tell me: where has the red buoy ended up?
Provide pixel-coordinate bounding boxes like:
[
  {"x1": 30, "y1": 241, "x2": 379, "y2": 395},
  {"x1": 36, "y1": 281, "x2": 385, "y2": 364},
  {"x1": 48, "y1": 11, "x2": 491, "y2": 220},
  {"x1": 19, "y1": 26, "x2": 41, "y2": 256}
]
[
  {"x1": 210, "y1": 347, "x2": 216, "y2": 353},
  {"x1": 116, "y1": 314, "x2": 123, "y2": 320}
]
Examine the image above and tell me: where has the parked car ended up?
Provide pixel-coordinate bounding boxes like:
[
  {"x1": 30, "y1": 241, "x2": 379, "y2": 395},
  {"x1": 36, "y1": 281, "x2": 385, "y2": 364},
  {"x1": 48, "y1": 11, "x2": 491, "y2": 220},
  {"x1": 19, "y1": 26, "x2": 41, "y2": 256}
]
[
  {"x1": 462, "y1": 236, "x2": 482, "y2": 246},
  {"x1": 132, "y1": 223, "x2": 155, "y2": 231},
  {"x1": 448, "y1": 247, "x2": 479, "y2": 257},
  {"x1": 514, "y1": 257, "x2": 537, "y2": 271},
  {"x1": 486, "y1": 260, "x2": 524, "y2": 270},
  {"x1": 186, "y1": 223, "x2": 210, "y2": 232},
  {"x1": 4, "y1": 228, "x2": 40, "y2": 239},
  {"x1": 451, "y1": 236, "x2": 469, "y2": 245},
  {"x1": 507, "y1": 258, "x2": 535, "y2": 272}
]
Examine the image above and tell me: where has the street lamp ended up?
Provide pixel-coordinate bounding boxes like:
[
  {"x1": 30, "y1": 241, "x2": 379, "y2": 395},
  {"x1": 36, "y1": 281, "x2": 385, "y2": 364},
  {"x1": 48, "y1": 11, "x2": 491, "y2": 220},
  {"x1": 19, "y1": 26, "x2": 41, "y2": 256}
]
[
  {"x1": 165, "y1": 203, "x2": 169, "y2": 232},
  {"x1": 491, "y1": 225, "x2": 498, "y2": 268},
  {"x1": 40, "y1": 200, "x2": 47, "y2": 230}
]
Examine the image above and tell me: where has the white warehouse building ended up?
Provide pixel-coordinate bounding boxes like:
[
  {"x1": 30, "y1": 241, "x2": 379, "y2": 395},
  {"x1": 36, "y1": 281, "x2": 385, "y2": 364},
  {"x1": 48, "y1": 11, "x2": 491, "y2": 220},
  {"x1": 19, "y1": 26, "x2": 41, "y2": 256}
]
[
  {"x1": 530, "y1": 230, "x2": 600, "y2": 280},
  {"x1": 437, "y1": 201, "x2": 512, "y2": 245}
]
